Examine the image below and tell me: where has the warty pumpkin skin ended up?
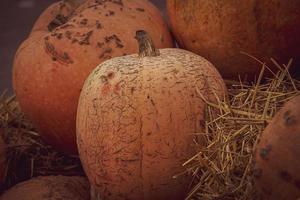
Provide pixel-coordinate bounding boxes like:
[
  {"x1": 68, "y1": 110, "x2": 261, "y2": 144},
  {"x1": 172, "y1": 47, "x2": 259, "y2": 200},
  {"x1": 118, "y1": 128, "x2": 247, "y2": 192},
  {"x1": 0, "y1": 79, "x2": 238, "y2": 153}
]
[
  {"x1": 253, "y1": 95, "x2": 300, "y2": 200},
  {"x1": 167, "y1": 0, "x2": 300, "y2": 80},
  {"x1": 76, "y1": 31, "x2": 226, "y2": 200},
  {"x1": 0, "y1": 176, "x2": 90, "y2": 200},
  {"x1": 13, "y1": 0, "x2": 173, "y2": 155}
]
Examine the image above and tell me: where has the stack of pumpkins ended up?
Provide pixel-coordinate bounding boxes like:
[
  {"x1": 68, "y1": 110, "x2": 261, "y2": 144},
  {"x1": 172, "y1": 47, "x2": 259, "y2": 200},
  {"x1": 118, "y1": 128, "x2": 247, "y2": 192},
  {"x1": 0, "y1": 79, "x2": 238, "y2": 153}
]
[{"x1": 0, "y1": 0, "x2": 299, "y2": 199}]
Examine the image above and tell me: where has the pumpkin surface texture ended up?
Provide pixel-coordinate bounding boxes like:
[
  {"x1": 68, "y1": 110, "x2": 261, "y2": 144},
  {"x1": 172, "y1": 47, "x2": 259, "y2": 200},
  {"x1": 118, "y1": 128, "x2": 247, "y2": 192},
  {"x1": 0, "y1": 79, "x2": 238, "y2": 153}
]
[
  {"x1": 0, "y1": 176, "x2": 90, "y2": 200},
  {"x1": 254, "y1": 95, "x2": 300, "y2": 200},
  {"x1": 77, "y1": 31, "x2": 226, "y2": 200},
  {"x1": 13, "y1": 0, "x2": 173, "y2": 155},
  {"x1": 167, "y1": 0, "x2": 300, "y2": 80}
]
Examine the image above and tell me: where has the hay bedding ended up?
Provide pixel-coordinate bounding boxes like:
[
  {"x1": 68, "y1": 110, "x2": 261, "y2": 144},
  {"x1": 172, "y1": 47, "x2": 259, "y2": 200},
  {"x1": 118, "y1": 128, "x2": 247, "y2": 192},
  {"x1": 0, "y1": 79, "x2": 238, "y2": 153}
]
[
  {"x1": 0, "y1": 93, "x2": 84, "y2": 191},
  {"x1": 0, "y1": 57, "x2": 299, "y2": 199}
]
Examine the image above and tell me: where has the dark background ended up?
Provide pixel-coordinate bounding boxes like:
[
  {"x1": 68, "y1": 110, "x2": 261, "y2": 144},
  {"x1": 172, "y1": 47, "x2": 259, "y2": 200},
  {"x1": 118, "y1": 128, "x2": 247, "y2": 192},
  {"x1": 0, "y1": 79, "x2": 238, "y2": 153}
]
[{"x1": 0, "y1": 0, "x2": 167, "y2": 93}]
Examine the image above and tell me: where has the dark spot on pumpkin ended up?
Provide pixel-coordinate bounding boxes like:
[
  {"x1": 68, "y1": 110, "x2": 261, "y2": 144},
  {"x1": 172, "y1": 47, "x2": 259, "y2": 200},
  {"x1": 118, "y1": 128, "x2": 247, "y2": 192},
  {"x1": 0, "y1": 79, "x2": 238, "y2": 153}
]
[
  {"x1": 56, "y1": 33, "x2": 63, "y2": 40},
  {"x1": 80, "y1": 18, "x2": 88, "y2": 25},
  {"x1": 96, "y1": 21, "x2": 102, "y2": 29},
  {"x1": 108, "y1": 10, "x2": 115, "y2": 16},
  {"x1": 100, "y1": 75, "x2": 108, "y2": 83},
  {"x1": 107, "y1": 72, "x2": 115, "y2": 79},
  {"x1": 48, "y1": 14, "x2": 68, "y2": 31},
  {"x1": 253, "y1": 168, "x2": 263, "y2": 179},
  {"x1": 136, "y1": 8, "x2": 145, "y2": 12},
  {"x1": 123, "y1": 53, "x2": 127, "y2": 56},
  {"x1": 131, "y1": 87, "x2": 135, "y2": 94},
  {"x1": 116, "y1": 43, "x2": 124, "y2": 48},
  {"x1": 65, "y1": 31, "x2": 72, "y2": 39},
  {"x1": 120, "y1": 7, "x2": 123, "y2": 11},
  {"x1": 79, "y1": 31, "x2": 93, "y2": 45},
  {"x1": 97, "y1": 42, "x2": 105, "y2": 48},
  {"x1": 44, "y1": 36, "x2": 49, "y2": 41},
  {"x1": 112, "y1": 0, "x2": 123, "y2": 6},
  {"x1": 192, "y1": 40, "x2": 196, "y2": 43},
  {"x1": 45, "y1": 41, "x2": 74, "y2": 64},
  {"x1": 79, "y1": 14, "x2": 83, "y2": 17},
  {"x1": 283, "y1": 110, "x2": 297, "y2": 126},
  {"x1": 259, "y1": 145, "x2": 272, "y2": 160},
  {"x1": 99, "y1": 47, "x2": 112, "y2": 59},
  {"x1": 72, "y1": 39, "x2": 78, "y2": 44},
  {"x1": 279, "y1": 170, "x2": 292, "y2": 182},
  {"x1": 147, "y1": 132, "x2": 152, "y2": 136}
]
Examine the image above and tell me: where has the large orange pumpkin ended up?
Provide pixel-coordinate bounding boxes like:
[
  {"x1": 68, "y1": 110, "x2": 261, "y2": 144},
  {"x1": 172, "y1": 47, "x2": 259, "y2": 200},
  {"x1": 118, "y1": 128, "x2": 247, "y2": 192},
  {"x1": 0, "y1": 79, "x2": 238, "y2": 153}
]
[
  {"x1": 254, "y1": 95, "x2": 300, "y2": 199},
  {"x1": 13, "y1": 0, "x2": 173, "y2": 155},
  {"x1": 77, "y1": 31, "x2": 226, "y2": 200},
  {"x1": 167, "y1": 0, "x2": 300, "y2": 80}
]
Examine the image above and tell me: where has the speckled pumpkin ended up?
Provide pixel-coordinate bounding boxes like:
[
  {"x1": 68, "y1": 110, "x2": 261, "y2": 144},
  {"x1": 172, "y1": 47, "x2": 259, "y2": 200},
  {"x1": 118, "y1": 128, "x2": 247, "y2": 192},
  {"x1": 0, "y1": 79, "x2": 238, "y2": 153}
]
[
  {"x1": 254, "y1": 95, "x2": 300, "y2": 200},
  {"x1": 0, "y1": 176, "x2": 90, "y2": 200},
  {"x1": 167, "y1": 0, "x2": 300, "y2": 80},
  {"x1": 76, "y1": 31, "x2": 226, "y2": 200},
  {"x1": 13, "y1": 0, "x2": 173, "y2": 155},
  {"x1": 30, "y1": 0, "x2": 87, "y2": 33}
]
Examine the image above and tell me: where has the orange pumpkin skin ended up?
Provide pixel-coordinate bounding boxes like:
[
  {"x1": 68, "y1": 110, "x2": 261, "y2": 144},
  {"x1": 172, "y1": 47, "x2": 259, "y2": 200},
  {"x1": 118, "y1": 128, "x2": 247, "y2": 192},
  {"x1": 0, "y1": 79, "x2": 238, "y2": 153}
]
[
  {"x1": 166, "y1": 0, "x2": 300, "y2": 80},
  {"x1": 254, "y1": 95, "x2": 300, "y2": 200},
  {"x1": 13, "y1": 0, "x2": 173, "y2": 155},
  {"x1": 77, "y1": 48, "x2": 226, "y2": 200}
]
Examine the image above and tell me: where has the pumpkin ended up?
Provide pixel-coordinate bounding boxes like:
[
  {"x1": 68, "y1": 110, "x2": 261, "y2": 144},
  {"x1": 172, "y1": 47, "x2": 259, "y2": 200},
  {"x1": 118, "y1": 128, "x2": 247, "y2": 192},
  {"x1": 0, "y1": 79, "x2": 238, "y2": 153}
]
[
  {"x1": 13, "y1": 0, "x2": 173, "y2": 155},
  {"x1": 76, "y1": 30, "x2": 226, "y2": 200},
  {"x1": 254, "y1": 95, "x2": 300, "y2": 199},
  {"x1": 166, "y1": 0, "x2": 300, "y2": 80},
  {"x1": 0, "y1": 176, "x2": 90, "y2": 200},
  {"x1": 0, "y1": 129, "x2": 6, "y2": 187}
]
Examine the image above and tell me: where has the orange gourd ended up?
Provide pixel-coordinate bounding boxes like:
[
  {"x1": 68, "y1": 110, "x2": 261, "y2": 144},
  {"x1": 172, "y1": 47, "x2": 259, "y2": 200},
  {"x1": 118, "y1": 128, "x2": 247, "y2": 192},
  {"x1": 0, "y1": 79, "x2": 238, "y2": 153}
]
[{"x1": 13, "y1": 0, "x2": 173, "y2": 154}]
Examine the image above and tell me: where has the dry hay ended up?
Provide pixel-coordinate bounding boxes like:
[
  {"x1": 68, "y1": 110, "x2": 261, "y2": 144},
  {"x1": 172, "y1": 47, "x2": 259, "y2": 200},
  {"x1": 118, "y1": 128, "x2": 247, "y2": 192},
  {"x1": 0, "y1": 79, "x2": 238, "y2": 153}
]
[
  {"x1": 0, "y1": 93, "x2": 84, "y2": 191},
  {"x1": 181, "y1": 56, "x2": 300, "y2": 200}
]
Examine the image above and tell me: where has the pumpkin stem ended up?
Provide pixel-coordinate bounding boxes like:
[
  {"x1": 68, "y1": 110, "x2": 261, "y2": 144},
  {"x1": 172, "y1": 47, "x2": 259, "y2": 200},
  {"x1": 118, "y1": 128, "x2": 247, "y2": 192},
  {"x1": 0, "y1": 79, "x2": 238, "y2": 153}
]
[{"x1": 135, "y1": 30, "x2": 160, "y2": 57}]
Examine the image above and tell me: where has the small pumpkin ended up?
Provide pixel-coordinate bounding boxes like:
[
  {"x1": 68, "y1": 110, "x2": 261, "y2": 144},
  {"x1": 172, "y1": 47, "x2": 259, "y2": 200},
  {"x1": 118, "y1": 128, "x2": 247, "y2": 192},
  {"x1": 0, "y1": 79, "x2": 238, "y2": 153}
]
[
  {"x1": 167, "y1": 0, "x2": 300, "y2": 80},
  {"x1": 77, "y1": 30, "x2": 226, "y2": 200},
  {"x1": 13, "y1": 0, "x2": 173, "y2": 154},
  {"x1": 254, "y1": 95, "x2": 300, "y2": 199},
  {"x1": 0, "y1": 176, "x2": 90, "y2": 200}
]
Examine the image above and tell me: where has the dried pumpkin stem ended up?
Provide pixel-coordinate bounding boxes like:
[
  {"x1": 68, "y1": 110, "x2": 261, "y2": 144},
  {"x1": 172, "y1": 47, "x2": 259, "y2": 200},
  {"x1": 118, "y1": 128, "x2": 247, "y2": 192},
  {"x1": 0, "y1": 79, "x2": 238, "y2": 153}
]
[{"x1": 135, "y1": 30, "x2": 160, "y2": 57}]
